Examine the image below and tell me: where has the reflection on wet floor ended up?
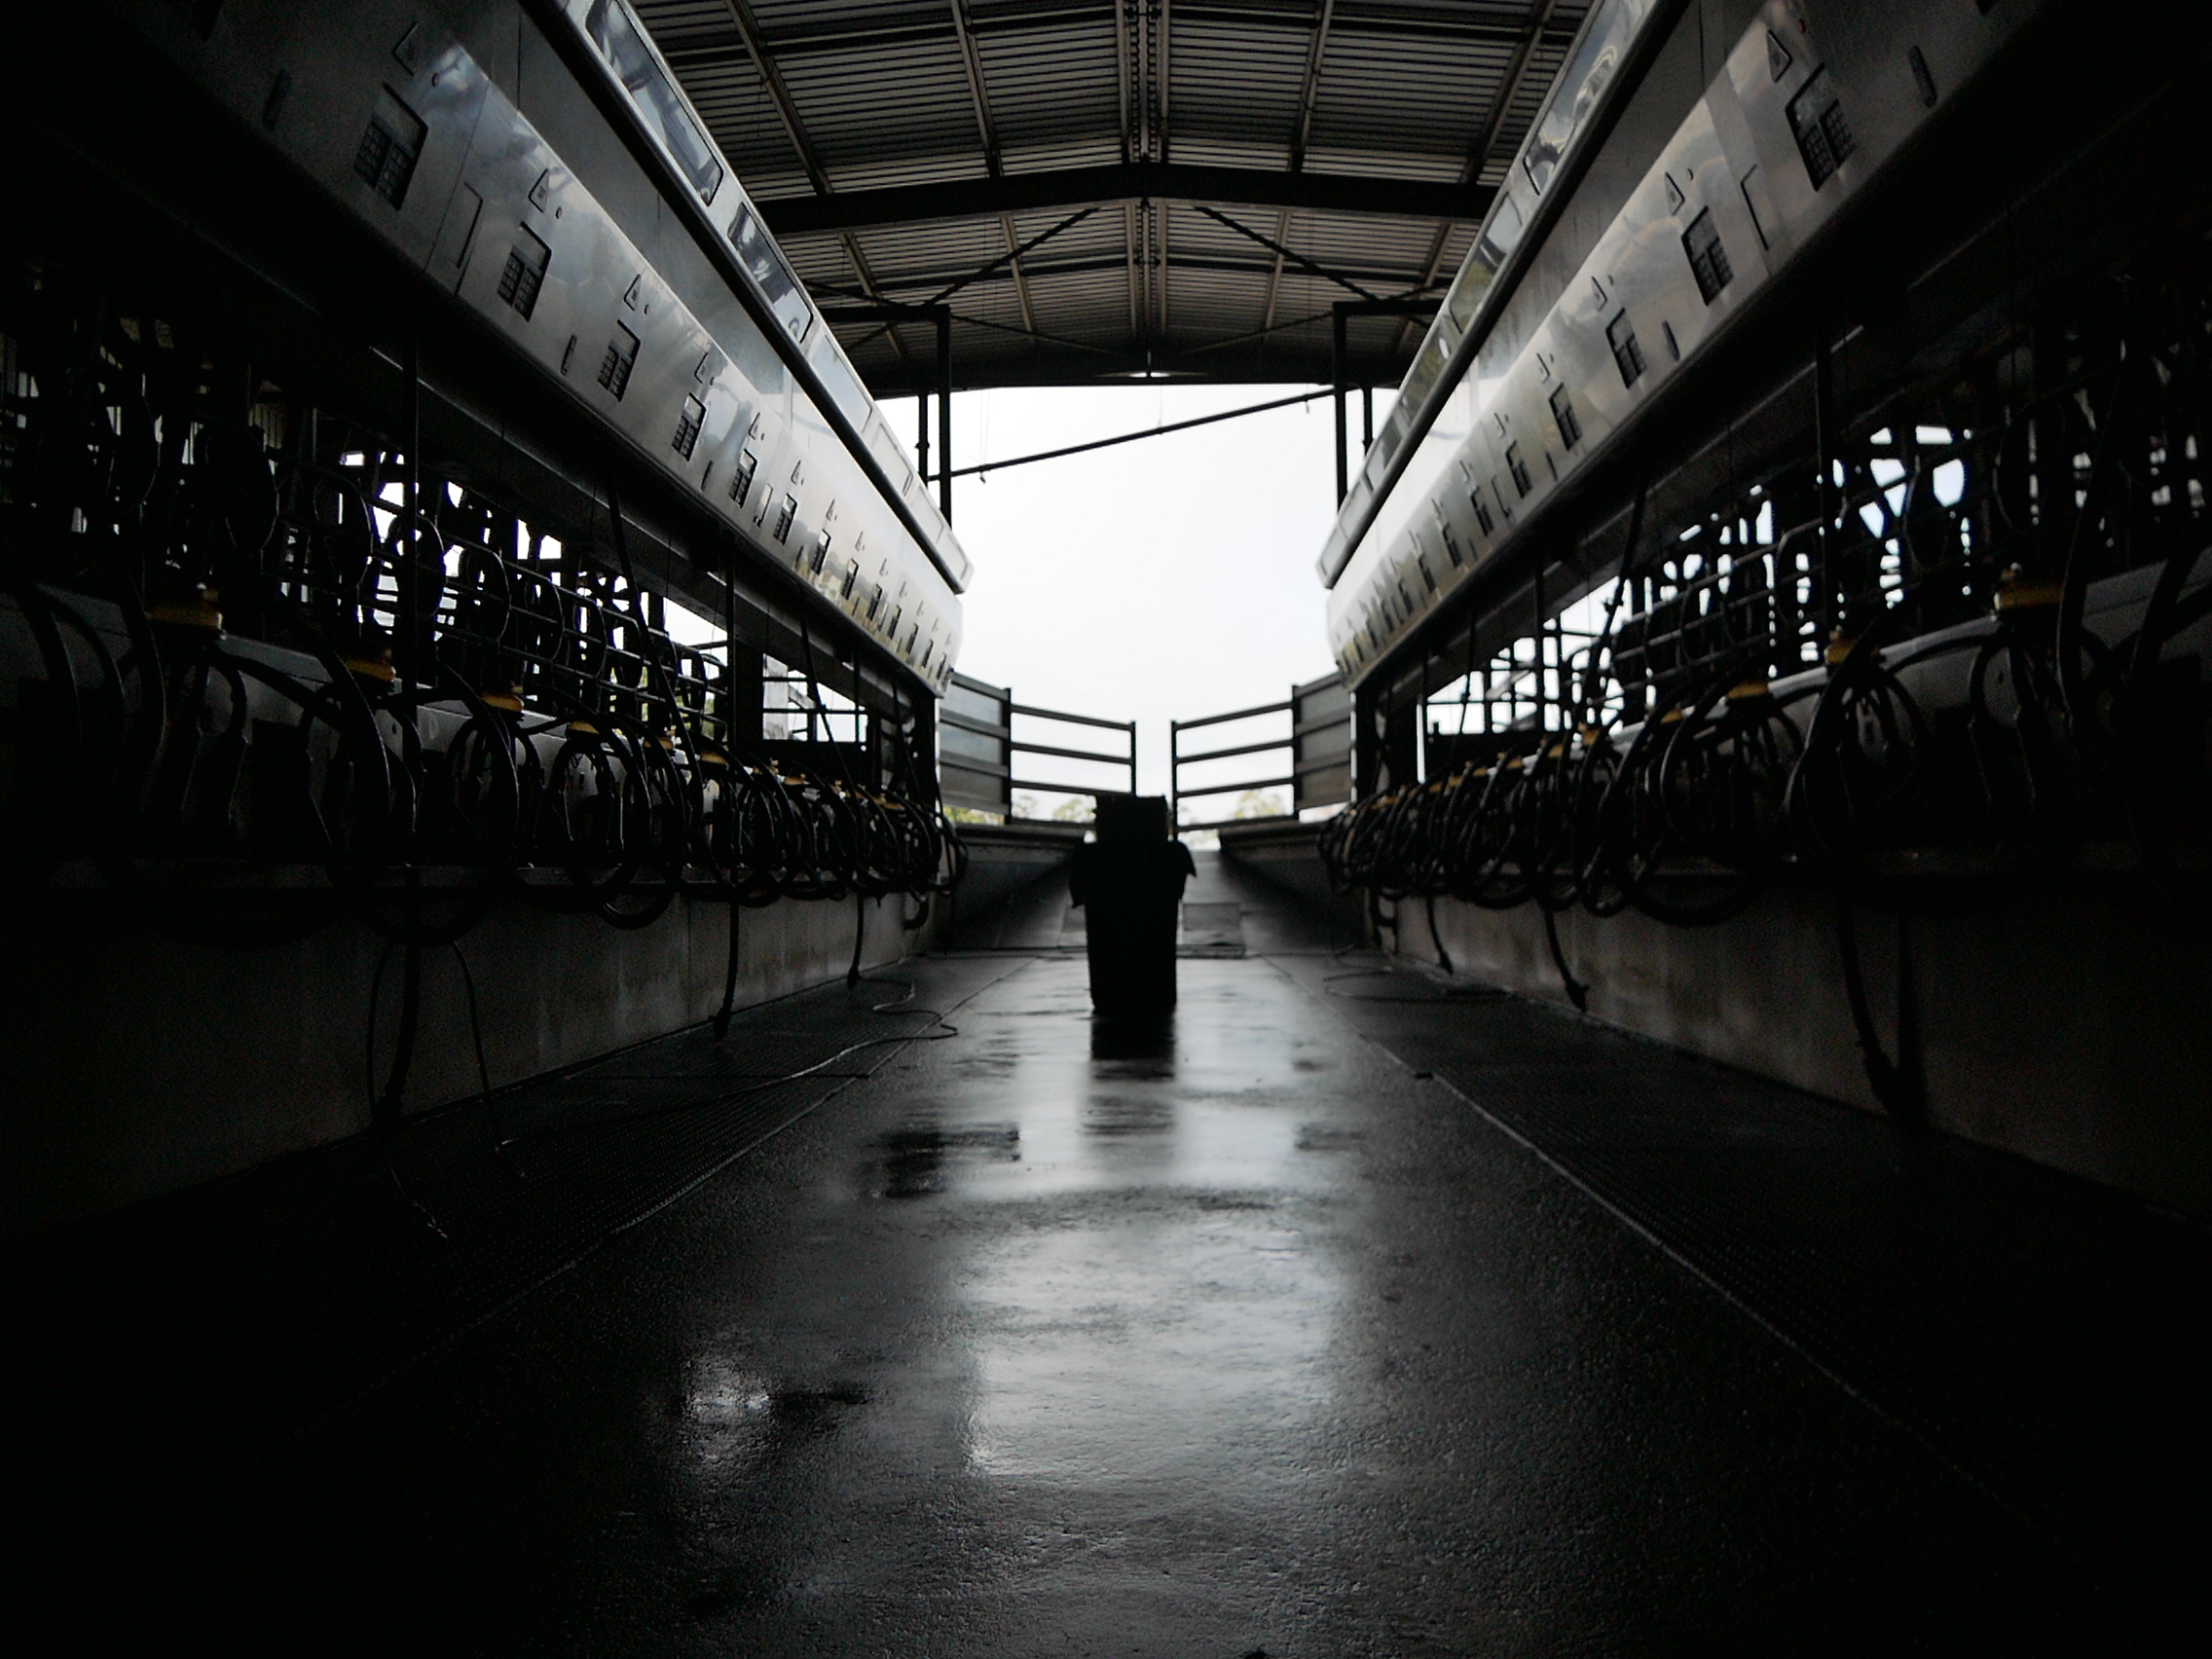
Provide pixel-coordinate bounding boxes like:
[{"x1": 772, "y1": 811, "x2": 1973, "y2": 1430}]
[
  {"x1": 43, "y1": 869, "x2": 2170, "y2": 1652},
  {"x1": 870, "y1": 1123, "x2": 1022, "y2": 1198}
]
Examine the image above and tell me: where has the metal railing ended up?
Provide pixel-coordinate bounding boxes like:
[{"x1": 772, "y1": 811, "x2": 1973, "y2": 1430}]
[
  {"x1": 1171, "y1": 672, "x2": 1349, "y2": 831},
  {"x1": 940, "y1": 672, "x2": 1135, "y2": 818}
]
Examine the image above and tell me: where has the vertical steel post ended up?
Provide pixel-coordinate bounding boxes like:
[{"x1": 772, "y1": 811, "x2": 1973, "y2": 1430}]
[
  {"x1": 937, "y1": 309, "x2": 953, "y2": 522},
  {"x1": 1168, "y1": 719, "x2": 1179, "y2": 830},
  {"x1": 1532, "y1": 565, "x2": 1547, "y2": 733},
  {"x1": 1332, "y1": 305, "x2": 1348, "y2": 503},
  {"x1": 916, "y1": 389, "x2": 930, "y2": 498},
  {"x1": 1814, "y1": 334, "x2": 1838, "y2": 645},
  {"x1": 400, "y1": 331, "x2": 422, "y2": 683}
]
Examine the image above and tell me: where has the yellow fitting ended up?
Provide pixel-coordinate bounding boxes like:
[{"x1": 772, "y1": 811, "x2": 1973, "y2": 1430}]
[
  {"x1": 1726, "y1": 680, "x2": 1771, "y2": 702},
  {"x1": 150, "y1": 594, "x2": 223, "y2": 634},
  {"x1": 480, "y1": 690, "x2": 523, "y2": 713},
  {"x1": 1824, "y1": 637, "x2": 1857, "y2": 666},
  {"x1": 344, "y1": 657, "x2": 395, "y2": 682},
  {"x1": 1995, "y1": 581, "x2": 2064, "y2": 612}
]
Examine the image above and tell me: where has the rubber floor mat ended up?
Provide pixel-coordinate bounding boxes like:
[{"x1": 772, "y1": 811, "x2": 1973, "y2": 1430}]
[
  {"x1": 4, "y1": 957, "x2": 1020, "y2": 1470},
  {"x1": 1274, "y1": 951, "x2": 2212, "y2": 1600}
]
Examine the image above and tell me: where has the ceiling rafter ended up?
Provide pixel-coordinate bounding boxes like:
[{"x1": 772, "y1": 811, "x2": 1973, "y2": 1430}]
[
  {"x1": 949, "y1": 1, "x2": 1044, "y2": 347},
  {"x1": 1115, "y1": 0, "x2": 1138, "y2": 336},
  {"x1": 661, "y1": 2, "x2": 1578, "y2": 66},
  {"x1": 1158, "y1": 0, "x2": 1172, "y2": 338},
  {"x1": 718, "y1": 0, "x2": 907, "y2": 362},
  {"x1": 1260, "y1": 0, "x2": 1337, "y2": 367},
  {"x1": 834, "y1": 247, "x2": 1431, "y2": 292},
  {"x1": 758, "y1": 164, "x2": 1489, "y2": 236},
  {"x1": 1395, "y1": 0, "x2": 1564, "y2": 354},
  {"x1": 629, "y1": 1, "x2": 1588, "y2": 390},
  {"x1": 1195, "y1": 204, "x2": 1377, "y2": 301}
]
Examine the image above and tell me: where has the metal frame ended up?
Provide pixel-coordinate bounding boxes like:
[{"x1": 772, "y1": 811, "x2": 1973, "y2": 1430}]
[
  {"x1": 1010, "y1": 701, "x2": 1137, "y2": 804},
  {"x1": 1172, "y1": 672, "x2": 1352, "y2": 830},
  {"x1": 1169, "y1": 697, "x2": 1295, "y2": 831},
  {"x1": 1334, "y1": 299, "x2": 1439, "y2": 503},
  {"x1": 756, "y1": 164, "x2": 1495, "y2": 240},
  {"x1": 940, "y1": 674, "x2": 1136, "y2": 817},
  {"x1": 821, "y1": 304, "x2": 953, "y2": 519}
]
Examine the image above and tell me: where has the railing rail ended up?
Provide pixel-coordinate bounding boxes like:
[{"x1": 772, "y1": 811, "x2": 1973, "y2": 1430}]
[
  {"x1": 940, "y1": 672, "x2": 1135, "y2": 817},
  {"x1": 1170, "y1": 673, "x2": 1350, "y2": 831}
]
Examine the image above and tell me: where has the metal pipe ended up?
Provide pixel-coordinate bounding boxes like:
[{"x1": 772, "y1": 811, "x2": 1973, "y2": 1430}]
[
  {"x1": 946, "y1": 390, "x2": 1323, "y2": 479},
  {"x1": 938, "y1": 309, "x2": 953, "y2": 521},
  {"x1": 1333, "y1": 305, "x2": 1348, "y2": 503},
  {"x1": 1815, "y1": 335, "x2": 1837, "y2": 643}
]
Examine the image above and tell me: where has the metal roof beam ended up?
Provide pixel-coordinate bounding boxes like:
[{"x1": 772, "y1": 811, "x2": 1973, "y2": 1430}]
[
  {"x1": 948, "y1": 1, "x2": 1044, "y2": 346},
  {"x1": 718, "y1": 0, "x2": 907, "y2": 360},
  {"x1": 719, "y1": 0, "x2": 832, "y2": 197},
  {"x1": 1261, "y1": 1, "x2": 1337, "y2": 369},
  {"x1": 1287, "y1": 0, "x2": 1336, "y2": 174},
  {"x1": 661, "y1": 1, "x2": 1577, "y2": 64},
  {"x1": 1397, "y1": 0, "x2": 1564, "y2": 354},
  {"x1": 1194, "y1": 204, "x2": 1375, "y2": 300},
  {"x1": 837, "y1": 249, "x2": 1433, "y2": 293},
  {"x1": 761, "y1": 163, "x2": 1493, "y2": 237}
]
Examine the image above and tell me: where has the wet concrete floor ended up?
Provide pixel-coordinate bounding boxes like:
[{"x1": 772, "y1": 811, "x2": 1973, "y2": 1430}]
[
  {"x1": 12, "y1": 861, "x2": 2191, "y2": 1650},
  {"x1": 191, "y1": 954, "x2": 2119, "y2": 1652}
]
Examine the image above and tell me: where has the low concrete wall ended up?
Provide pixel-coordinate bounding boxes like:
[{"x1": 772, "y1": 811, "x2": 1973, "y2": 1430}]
[
  {"x1": 948, "y1": 820, "x2": 1088, "y2": 928},
  {"x1": 2, "y1": 890, "x2": 921, "y2": 1236},
  {"x1": 1218, "y1": 819, "x2": 1367, "y2": 938},
  {"x1": 1229, "y1": 831, "x2": 2212, "y2": 1221}
]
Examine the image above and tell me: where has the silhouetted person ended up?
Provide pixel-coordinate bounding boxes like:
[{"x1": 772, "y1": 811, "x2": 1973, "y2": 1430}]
[{"x1": 1067, "y1": 794, "x2": 1196, "y2": 1019}]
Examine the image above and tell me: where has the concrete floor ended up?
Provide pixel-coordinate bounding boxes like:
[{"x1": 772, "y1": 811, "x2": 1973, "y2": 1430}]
[{"x1": 9, "y1": 861, "x2": 2189, "y2": 1651}]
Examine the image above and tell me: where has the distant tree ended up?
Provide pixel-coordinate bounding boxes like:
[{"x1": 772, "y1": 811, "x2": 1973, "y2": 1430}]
[{"x1": 1231, "y1": 789, "x2": 1288, "y2": 820}]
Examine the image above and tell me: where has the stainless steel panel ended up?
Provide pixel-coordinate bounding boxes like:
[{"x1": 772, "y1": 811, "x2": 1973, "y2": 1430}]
[
  {"x1": 1327, "y1": 0, "x2": 2051, "y2": 687},
  {"x1": 113, "y1": 0, "x2": 963, "y2": 696}
]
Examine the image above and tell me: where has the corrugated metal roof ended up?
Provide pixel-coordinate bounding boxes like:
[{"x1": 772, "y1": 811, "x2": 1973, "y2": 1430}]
[{"x1": 633, "y1": 0, "x2": 1594, "y2": 392}]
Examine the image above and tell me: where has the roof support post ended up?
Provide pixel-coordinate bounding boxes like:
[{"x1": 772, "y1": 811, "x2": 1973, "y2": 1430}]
[
  {"x1": 1333, "y1": 304, "x2": 1348, "y2": 503},
  {"x1": 939, "y1": 307, "x2": 953, "y2": 522}
]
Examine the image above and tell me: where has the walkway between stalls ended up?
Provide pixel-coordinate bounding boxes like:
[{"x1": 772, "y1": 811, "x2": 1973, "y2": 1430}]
[{"x1": 8, "y1": 860, "x2": 2204, "y2": 1652}]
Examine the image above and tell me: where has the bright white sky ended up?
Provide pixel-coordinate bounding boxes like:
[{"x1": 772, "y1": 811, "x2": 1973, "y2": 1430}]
[{"x1": 879, "y1": 384, "x2": 1388, "y2": 802}]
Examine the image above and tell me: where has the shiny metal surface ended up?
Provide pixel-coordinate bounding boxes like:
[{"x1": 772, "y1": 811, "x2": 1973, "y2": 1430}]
[
  {"x1": 114, "y1": 0, "x2": 963, "y2": 691},
  {"x1": 1326, "y1": 0, "x2": 2049, "y2": 686},
  {"x1": 1316, "y1": 0, "x2": 1676, "y2": 590}
]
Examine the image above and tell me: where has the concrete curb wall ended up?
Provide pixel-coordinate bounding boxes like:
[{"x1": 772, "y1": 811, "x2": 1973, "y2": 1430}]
[
  {"x1": 2, "y1": 892, "x2": 922, "y2": 1235},
  {"x1": 1224, "y1": 825, "x2": 2212, "y2": 1221}
]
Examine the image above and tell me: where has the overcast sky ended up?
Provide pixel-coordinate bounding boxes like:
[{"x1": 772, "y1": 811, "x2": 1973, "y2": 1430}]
[{"x1": 879, "y1": 384, "x2": 1385, "y2": 803}]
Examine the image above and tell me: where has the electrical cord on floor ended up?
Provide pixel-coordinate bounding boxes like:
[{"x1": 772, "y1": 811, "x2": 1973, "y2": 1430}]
[
  {"x1": 1835, "y1": 890, "x2": 1927, "y2": 1124},
  {"x1": 1320, "y1": 965, "x2": 1510, "y2": 1003},
  {"x1": 360, "y1": 935, "x2": 450, "y2": 1239},
  {"x1": 446, "y1": 940, "x2": 528, "y2": 1180},
  {"x1": 1540, "y1": 901, "x2": 1591, "y2": 1014},
  {"x1": 1424, "y1": 892, "x2": 1454, "y2": 977},
  {"x1": 712, "y1": 903, "x2": 744, "y2": 1042},
  {"x1": 496, "y1": 971, "x2": 961, "y2": 1148}
]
